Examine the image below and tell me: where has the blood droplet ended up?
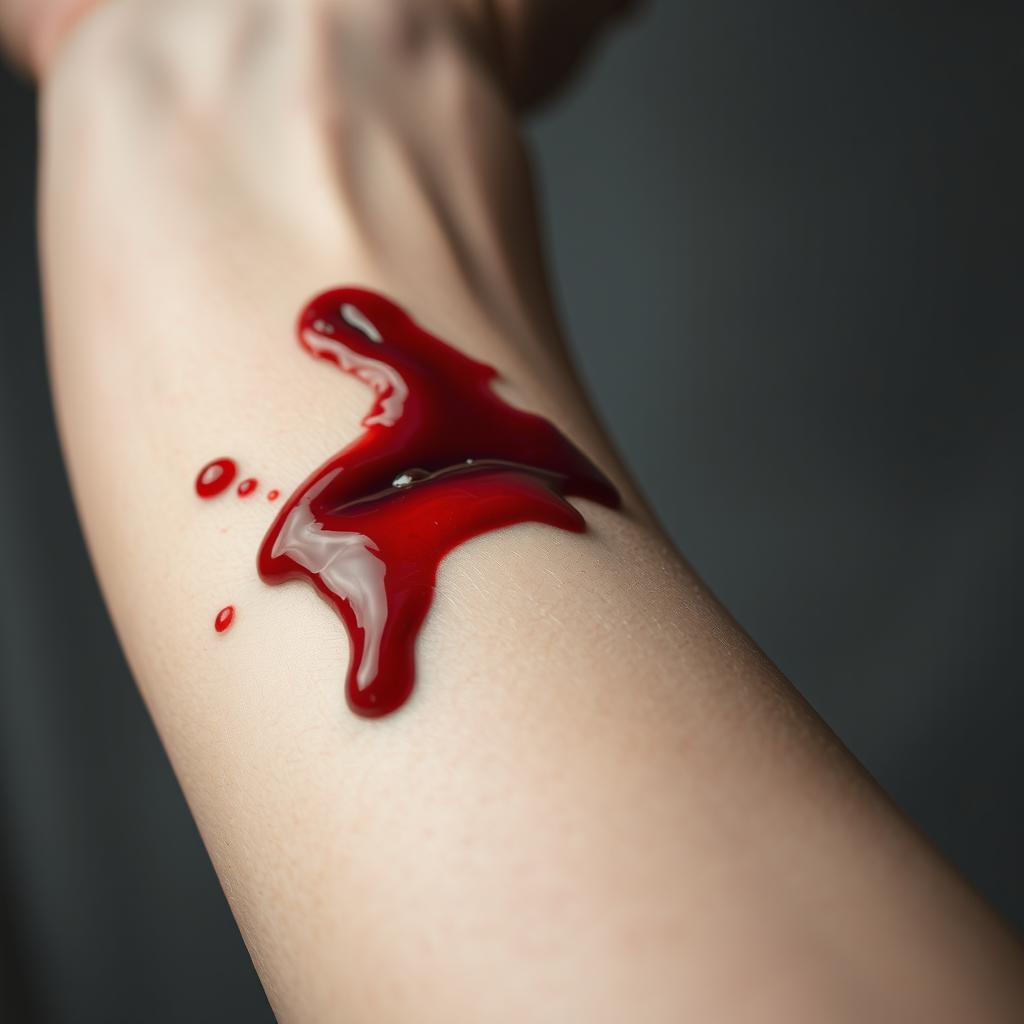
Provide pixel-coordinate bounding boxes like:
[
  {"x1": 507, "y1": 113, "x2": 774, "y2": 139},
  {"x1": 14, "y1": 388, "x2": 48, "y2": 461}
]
[
  {"x1": 196, "y1": 458, "x2": 237, "y2": 499},
  {"x1": 267, "y1": 489, "x2": 280, "y2": 501},
  {"x1": 214, "y1": 606, "x2": 235, "y2": 633},
  {"x1": 238, "y1": 478, "x2": 258, "y2": 497}
]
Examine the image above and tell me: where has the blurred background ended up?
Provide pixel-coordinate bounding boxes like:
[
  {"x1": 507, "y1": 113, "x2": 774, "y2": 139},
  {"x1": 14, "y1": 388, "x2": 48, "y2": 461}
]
[{"x1": 1, "y1": 1, "x2": 1021, "y2": 1020}]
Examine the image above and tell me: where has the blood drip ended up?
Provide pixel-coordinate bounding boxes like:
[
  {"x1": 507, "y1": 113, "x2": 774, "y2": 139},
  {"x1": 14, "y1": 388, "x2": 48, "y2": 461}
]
[
  {"x1": 196, "y1": 458, "x2": 237, "y2": 498},
  {"x1": 259, "y1": 288, "x2": 620, "y2": 717},
  {"x1": 237, "y1": 478, "x2": 258, "y2": 497},
  {"x1": 215, "y1": 606, "x2": 235, "y2": 633}
]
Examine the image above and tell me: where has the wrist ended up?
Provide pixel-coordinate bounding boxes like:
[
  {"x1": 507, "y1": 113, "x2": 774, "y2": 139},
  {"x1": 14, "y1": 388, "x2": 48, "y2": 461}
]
[
  {"x1": 39, "y1": 0, "x2": 503, "y2": 92},
  {"x1": 42, "y1": 0, "x2": 564, "y2": 362}
]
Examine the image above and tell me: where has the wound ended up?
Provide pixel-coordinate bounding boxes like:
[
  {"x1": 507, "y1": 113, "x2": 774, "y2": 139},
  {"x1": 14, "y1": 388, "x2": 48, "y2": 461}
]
[{"x1": 258, "y1": 287, "x2": 620, "y2": 717}]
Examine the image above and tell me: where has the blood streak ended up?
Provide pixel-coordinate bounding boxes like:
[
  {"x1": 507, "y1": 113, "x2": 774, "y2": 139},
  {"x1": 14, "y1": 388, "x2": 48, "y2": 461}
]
[
  {"x1": 196, "y1": 458, "x2": 237, "y2": 498},
  {"x1": 215, "y1": 606, "x2": 235, "y2": 633},
  {"x1": 258, "y1": 288, "x2": 620, "y2": 717}
]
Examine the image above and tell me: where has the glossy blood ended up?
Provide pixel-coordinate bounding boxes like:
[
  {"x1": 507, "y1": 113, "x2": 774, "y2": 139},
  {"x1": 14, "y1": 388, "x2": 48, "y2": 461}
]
[
  {"x1": 196, "y1": 458, "x2": 237, "y2": 498},
  {"x1": 258, "y1": 288, "x2": 620, "y2": 717},
  {"x1": 238, "y1": 478, "x2": 258, "y2": 497},
  {"x1": 215, "y1": 606, "x2": 235, "y2": 633}
]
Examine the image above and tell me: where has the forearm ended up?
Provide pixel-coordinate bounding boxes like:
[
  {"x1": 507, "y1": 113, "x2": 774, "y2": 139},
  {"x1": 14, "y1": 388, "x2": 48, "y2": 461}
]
[{"x1": 38, "y1": 2, "x2": 1024, "y2": 1021}]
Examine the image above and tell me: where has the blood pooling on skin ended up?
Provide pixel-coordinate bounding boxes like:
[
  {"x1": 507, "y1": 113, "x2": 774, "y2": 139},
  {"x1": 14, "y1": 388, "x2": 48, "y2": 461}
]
[
  {"x1": 238, "y1": 478, "x2": 258, "y2": 497},
  {"x1": 196, "y1": 458, "x2": 237, "y2": 498},
  {"x1": 259, "y1": 287, "x2": 621, "y2": 718},
  {"x1": 267, "y1": 490, "x2": 281, "y2": 501},
  {"x1": 215, "y1": 606, "x2": 235, "y2": 633}
]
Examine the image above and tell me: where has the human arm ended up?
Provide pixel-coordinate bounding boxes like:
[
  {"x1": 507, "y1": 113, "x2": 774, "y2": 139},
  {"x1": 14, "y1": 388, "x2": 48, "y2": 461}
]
[{"x1": 8, "y1": 0, "x2": 1024, "y2": 1020}]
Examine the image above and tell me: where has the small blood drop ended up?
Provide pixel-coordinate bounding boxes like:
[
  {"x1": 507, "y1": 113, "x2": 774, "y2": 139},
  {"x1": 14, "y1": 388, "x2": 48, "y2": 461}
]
[
  {"x1": 215, "y1": 606, "x2": 235, "y2": 633},
  {"x1": 267, "y1": 490, "x2": 280, "y2": 501},
  {"x1": 196, "y1": 458, "x2": 237, "y2": 499},
  {"x1": 238, "y1": 478, "x2": 258, "y2": 497}
]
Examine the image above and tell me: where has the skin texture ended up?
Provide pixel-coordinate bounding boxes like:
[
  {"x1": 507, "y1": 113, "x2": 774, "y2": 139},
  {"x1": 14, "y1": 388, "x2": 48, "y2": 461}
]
[
  {"x1": 5, "y1": 0, "x2": 1024, "y2": 1021},
  {"x1": 0, "y1": 0, "x2": 101, "y2": 72}
]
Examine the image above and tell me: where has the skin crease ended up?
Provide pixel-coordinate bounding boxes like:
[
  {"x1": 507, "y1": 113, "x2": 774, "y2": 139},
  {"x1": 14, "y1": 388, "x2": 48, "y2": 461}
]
[{"x1": 5, "y1": 0, "x2": 1023, "y2": 1021}]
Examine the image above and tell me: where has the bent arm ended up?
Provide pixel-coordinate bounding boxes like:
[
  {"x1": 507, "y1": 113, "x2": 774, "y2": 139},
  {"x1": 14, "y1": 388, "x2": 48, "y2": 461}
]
[{"x1": 36, "y1": 2, "x2": 1024, "y2": 1021}]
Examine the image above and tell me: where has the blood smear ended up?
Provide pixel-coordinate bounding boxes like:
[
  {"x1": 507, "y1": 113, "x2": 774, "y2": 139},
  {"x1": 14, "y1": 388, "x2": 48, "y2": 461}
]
[{"x1": 258, "y1": 288, "x2": 620, "y2": 718}]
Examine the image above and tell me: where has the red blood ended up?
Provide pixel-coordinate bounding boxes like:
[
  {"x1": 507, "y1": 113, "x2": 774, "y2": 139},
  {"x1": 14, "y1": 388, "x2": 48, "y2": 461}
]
[
  {"x1": 259, "y1": 288, "x2": 620, "y2": 718},
  {"x1": 196, "y1": 458, "x2": 237, "y2": 498},
  {"x1": 237, "y1": 478, "x2": 258, "y2": 497},
  {"x1": 214, "y1": 606, "x2": 235, "y2": 633},
  {"x1": 267, "y1": 490, "x2": 281, "y2": 501}
]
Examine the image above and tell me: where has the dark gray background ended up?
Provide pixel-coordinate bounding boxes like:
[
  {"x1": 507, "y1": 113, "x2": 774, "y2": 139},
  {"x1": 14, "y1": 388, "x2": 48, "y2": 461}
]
[{"x1": 1, "y1": 2, "x2": 1021, "y2": 1021}]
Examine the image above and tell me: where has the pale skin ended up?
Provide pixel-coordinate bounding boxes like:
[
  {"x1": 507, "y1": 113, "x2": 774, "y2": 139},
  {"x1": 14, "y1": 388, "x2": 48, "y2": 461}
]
[{"x1": 3, "y1": 1, "x2": 1023, "y2": 1021}]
